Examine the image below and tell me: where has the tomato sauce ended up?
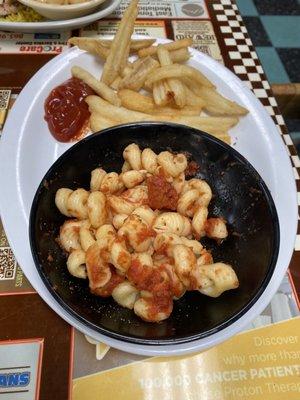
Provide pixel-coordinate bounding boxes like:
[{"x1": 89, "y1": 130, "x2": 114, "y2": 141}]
[
  {"x1": 44, "y1": 77, "x2": 94, "y2": 142},
  {"x1": 137, "y1": 227, "x2": 156, "y2": 244},
  {"x1": 127, "y1": 259, "x2": 173, "y2": 317},
  {"x1": 94, "y1": 267, "x2": 125, "y2": 297},
  {"x1": 185, "y1": 160, "x2": 199, "y2": 177},
  {"x1": 147, "y1": 175, "x2": 178, "y2": 211}
]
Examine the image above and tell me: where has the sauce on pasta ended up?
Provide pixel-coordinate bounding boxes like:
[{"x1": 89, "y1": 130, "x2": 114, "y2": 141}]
[
  {"x1": 44, "y1": 77, "x2": 94, "y2": 142},
  {"x1": 94, "y1": 267, "x2": 124, "y2": 297},
  {"x1": 128, "y1": 259, "x2": 173, "y2": 318},
  {"x1": 136, "y1": 227, "x2": 156, "y2": 244},
  {"x1": 55, "y1": 142, "x2": 238, "y2": 322},
  {"x1": 147, "y1": 175, "x2": 178, "y2": 211}
]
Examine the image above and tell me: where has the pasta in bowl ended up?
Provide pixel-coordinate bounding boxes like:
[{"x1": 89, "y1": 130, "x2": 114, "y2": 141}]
[
  {"x1": 55, "y1": 143, "x2": 239, "y2": 322},
  {"x1": 30, "y1": 122, "x2": 279, "y2": 347}
]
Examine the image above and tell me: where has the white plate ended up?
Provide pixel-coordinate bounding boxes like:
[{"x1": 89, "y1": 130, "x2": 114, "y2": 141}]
[
  {"x1": 0, "y1": 0, "x2": 120, "y2": 32},
  {"x1": 0, "y1": 41, "x2": 297, "y2": 356}
]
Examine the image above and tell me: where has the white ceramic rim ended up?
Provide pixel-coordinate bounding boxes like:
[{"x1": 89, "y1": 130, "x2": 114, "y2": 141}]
[
  {"x1": 0, "y1": 45, "x2": 297, "y2": 356},
  {"x1": 0, "y1": 0, "x2": 120, "y2": 31},
  {"x1": 18, "y1": 0, "x2": 106, "y2": 11}
]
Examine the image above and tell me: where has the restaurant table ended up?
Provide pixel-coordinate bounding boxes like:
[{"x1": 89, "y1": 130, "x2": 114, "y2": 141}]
[{"x1": 0, "y1": 1, "x2": 300, "y2": 399}]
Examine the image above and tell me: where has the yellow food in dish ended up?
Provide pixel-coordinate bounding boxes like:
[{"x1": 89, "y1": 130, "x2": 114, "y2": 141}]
[
  {"x1": 55, "y1": 143, "x2": 239, "y2": 323},
  {"x1": 65, "y1": 0, "x2": 248, "y2": 145}
]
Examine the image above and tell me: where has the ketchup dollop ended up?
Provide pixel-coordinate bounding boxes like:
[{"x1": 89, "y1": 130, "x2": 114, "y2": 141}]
[
  {"x1": 147, "y1": 175, "x2": 179, "y2": 211},
  {"x1": 44, "y1": 77, "x2": 95, "y2": 142}
]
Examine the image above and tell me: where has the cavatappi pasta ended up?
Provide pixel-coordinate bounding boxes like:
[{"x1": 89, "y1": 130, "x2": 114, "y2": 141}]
[{"x1": 55, "y1": 143, "x2": 239, "y2": 322}]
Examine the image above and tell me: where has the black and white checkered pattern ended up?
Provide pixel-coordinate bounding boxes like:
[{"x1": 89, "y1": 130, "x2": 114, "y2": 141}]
[{"x1": 212, "y1": 0, "x2": 300, "y2": 254}]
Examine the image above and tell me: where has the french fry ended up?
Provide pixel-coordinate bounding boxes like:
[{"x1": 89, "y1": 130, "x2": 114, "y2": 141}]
[
  {"x1": 101, "y1": 0, "x2": 139, "y2": 85},
  {"x1": 166, "y1": 48, "x2": 190, "y2": 63},
  {"x1": 69, "y1": 3, "x2": 247, "y2": 146},
  {"x1": 157, "y1": 46, "x2": 172, "y2": 66},
  {"x1": 135, "y1": 48, "x2": 191, "y2": 66},
  {"x1": 90, "y1": 109, "x2": 231, "y2": 143},
  {"x1": 152, "y1": 81, "x2": 171, "y2": 106},
  {"x1": 138, "y1": 38, "x2": 193, "y2": 58},
  {"x1": 86, "y1": 95, "x2": 235, "y2": 140},
  {"x1": 99, "y1": 38, "x2": 156, "y2": 52},
  {"x1": 192, "y1": 86, "x2": 248, "y2": 116},
  {"x1": 90, "y1": 113, "x2": 231, "y2": 143},
  {"x1": 120, "y1": 41, "x2": 131, "y2": 71},
  {"x1": 121, "y1": 65, "x2": 133, "y2": 78},
  {"x1": 71, "y1": 66, "x2": 121, "y2": 107},
  {"x1": 183, "y1": 85, "x2": 205, "y2": 107},
  {"x1": 98, "y1": 40, "x2": 116, "y2": 48},
  {"x1": 181, "y1": 77, "x2": 202, "y2": 95},
  {"x1": 128, "y1": 39, "x2": 156, "y2": 51},
  {"x1": 157, "y1": 46, "x2": 186, "y2": 108},
  {"x1": 166, "y1": 78, "x2": 186, "y2": 107},
  {"x1": 90, "y1": 113, "x2": 116, "y2": 132},
  {"x1": 119, "y1": 56, "x2": 159, "y2": 91},
  {"x1": 118, "y1": 89, "x2": 202, "y2": 115},
  {"x1": 145, "y1": 64, "x2": 214, "y2": 89},
  {"x1": 68, "y1": 37, "x2": 109, "y2": 59},
  {"x1": 110, "y1": 76, "x2": 122, "y2": 90}
]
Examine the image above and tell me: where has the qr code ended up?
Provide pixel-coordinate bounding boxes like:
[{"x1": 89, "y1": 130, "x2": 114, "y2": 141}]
[
  {"x1": 0, "y1": 90, "x2": 11, "y2": 110},
  {"x1": 0, "y1": 220, "x2": 9, "y2": 247},
  {"x1": 0, "y1": 248, "x2": 17, "y2": 280}
]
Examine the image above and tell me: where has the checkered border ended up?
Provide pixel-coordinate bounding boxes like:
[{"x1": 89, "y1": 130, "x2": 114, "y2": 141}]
[{"x1": 212, "y1": 0, "x2": 300, "y2": 255}]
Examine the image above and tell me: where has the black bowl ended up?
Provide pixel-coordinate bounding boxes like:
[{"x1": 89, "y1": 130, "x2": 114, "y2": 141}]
[{"x1": 29, "y1": 122, "x2": 279, "y2": 345}]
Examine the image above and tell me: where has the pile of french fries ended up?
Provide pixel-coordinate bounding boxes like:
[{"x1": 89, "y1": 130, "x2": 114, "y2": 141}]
[{"x1": 68, "y1": 0, "x2": 248, "y2": 144}]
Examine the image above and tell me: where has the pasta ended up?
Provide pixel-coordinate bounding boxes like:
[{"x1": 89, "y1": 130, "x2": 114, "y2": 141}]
[
  {"x1": 131, "y1": 206, "x2": 156, "y2": 226},
  {"x1": 123, "y1": 143, "x2": 142, "y2": 170},
  {"x1": 112, "y1": 281, "x2": 139, "y2": 309},
  {"x1": 55, "y1": 143, "x2": 239, "y2": 322},
  {"x1": 110, "y1": 237, "x2": 131, "y2": 273},
  {"x1": 67, "y1": 250, "x2": 87, "y2": 279},
  {"x1": 172, "y1": 244, "x2": 196, "y2": 287},
  {"x1": 95, "y1": 225, "x2": 116, "y2": 251},
  {"x1": 121, "y1": 161, "x2": 132, "y2": 172},
  {"x1": 182, "y1": 178, "x2": 212, "y2": 207},
  {"x1": 192, "y1": 206, "x2": 208, "y2": 239},
  {"x1": 191, "y1": 263, "x2": 239, "y2": 298},
  {"x1": 107, "y1": 194, "x2": 136, "y2": 215},
  {"x1": 90, "y1": 168, "x2": 106, "y2": 191},
  {"x1": 87, "y1": 191, "x2": 107, "y2": 228},
  {"x1": 157, "y1": 151, "x2": 187, "y2": 178},
  {"x1": 177, "y1": 189, "x2": 201, "y2": 217},
  {"x1": 173, "y1": 172, "x2": 185, "y2": 194},
  {"x1": 153, "y1": 212, "x2": 192, "y2": 237},
  {"x1": 121, "y1": 170, "x2": 146, "y2": 188},
  {"x1": 66, "y1": 189, "x2": 89, "y2": 219},
  {"x1": 79, "y1": 224, "x2": 96, "y2": 252},
  {"x1": 205, "y1": 217, "x2": 228, "y2": 240},
  {"x1": 55, "y1": 188, "x2": 73, "y2": 217},
  {"x1": 59, "y1": 219, "x2": 87, "y2": 252},
  {"x1": 86, "y1": 242, "x2": 112, "y2": 292},
  {"x1": 112, "y1": 213, "x2": 128, "y2": 229},
  {"x1": 141, "y1": 148, "x2": 158, "y2": 173},
  {"x1": 118, "y1": 214, "x2": 154, "y2": 252},
  {"x1": 100, "y1": 172, "x2": 124, "y2": 194}
]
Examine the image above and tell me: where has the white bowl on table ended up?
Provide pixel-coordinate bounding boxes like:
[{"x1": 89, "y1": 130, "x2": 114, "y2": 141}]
[{"x1": 18, "y1": 0, "x2": 106, "y2": 20}]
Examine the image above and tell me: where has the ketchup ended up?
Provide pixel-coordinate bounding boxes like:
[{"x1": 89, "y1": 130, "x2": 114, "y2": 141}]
[
  {"x1": 127, "y1": 259, "x2": 173, "y2": 318},
  {"x1": 44, "y1": 77, "x2": 95, "y2": 142},
  {"x1": 147, "y1": 175, "x2": 178, "y2": 211}
]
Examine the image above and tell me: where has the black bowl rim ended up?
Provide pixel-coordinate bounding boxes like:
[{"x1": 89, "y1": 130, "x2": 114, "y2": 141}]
[{"x1": 29, "y1": 122, "x2": 280, "y2": 346}]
